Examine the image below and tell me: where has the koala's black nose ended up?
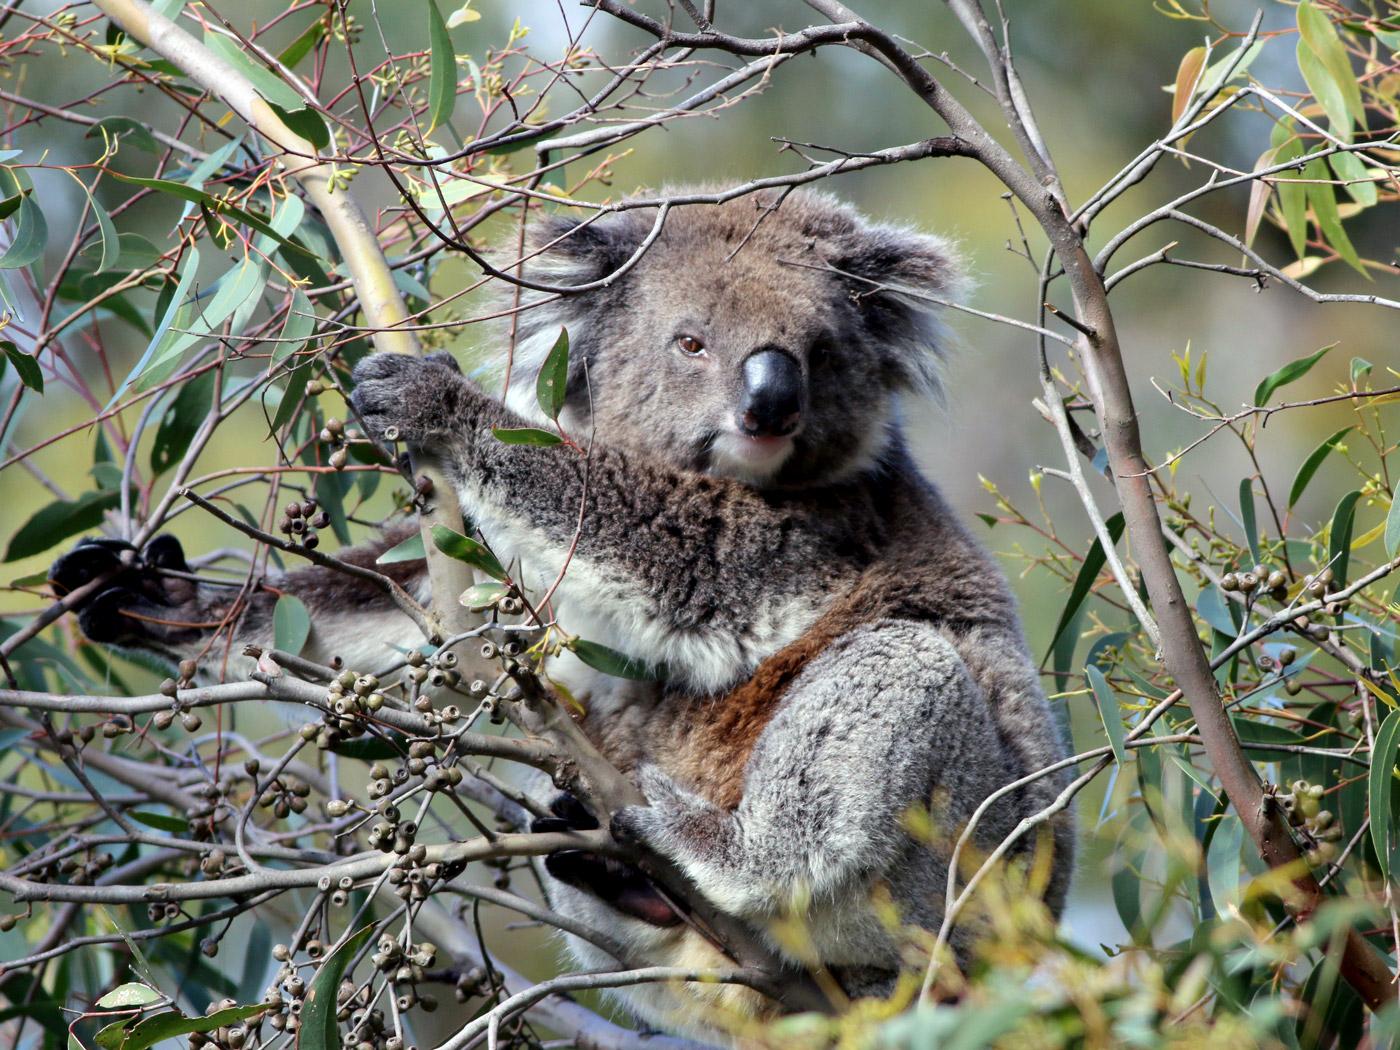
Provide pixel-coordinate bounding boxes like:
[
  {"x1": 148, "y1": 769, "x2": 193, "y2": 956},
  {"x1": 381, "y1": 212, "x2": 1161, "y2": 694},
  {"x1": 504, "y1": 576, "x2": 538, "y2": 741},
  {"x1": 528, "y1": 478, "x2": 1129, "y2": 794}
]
[{"x1": 739, "y1": 349, "x2": 802, "y2": 438}]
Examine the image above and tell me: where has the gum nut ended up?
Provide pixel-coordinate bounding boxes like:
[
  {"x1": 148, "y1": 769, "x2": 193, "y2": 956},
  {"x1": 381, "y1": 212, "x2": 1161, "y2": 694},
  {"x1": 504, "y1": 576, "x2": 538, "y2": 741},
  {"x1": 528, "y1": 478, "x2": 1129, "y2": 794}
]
[
  {"x1": 1221, "y1": 572, "x2": 1240, "y2": 591},
  {"x1": 1266, "y1": 570, "x2": 1287, "y2": 590},
  {"x1": 329, "y1": 447, "x2": 349, "y2": 470}
]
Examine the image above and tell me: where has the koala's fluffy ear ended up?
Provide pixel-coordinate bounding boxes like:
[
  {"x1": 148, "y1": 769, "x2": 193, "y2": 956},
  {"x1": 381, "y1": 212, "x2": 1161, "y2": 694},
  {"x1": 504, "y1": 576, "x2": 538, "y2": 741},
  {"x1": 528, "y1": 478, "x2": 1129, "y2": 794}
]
[
  {"x1": 831, "y1": 223, "x2": 969, "y2": 395},
  {"x1": 521, "y1": 211, "x2": 655, "y2": 289}
]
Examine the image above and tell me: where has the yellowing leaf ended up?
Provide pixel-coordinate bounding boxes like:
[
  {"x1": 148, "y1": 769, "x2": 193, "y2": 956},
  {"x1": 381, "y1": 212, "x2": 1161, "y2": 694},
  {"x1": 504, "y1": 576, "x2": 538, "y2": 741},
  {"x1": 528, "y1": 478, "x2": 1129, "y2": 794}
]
[{"x1": 1172, "y1": 46, "x2": 1208, "y2": 124}]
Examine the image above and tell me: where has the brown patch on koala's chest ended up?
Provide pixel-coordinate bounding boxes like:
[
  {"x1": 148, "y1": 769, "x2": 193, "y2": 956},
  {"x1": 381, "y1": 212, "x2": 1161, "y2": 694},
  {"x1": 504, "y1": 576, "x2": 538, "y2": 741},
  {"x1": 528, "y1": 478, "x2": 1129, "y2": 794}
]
[{"x1": 656, "y1": 597, "x2": 868, "y2": 812}]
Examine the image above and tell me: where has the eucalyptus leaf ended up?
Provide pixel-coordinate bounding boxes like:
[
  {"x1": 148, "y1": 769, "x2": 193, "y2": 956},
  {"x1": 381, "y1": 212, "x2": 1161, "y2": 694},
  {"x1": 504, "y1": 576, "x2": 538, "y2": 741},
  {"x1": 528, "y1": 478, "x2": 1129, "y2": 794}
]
[
  {"x1": 299, "y1": 926, "x2": 376, "y2": 1050},
  {"x1": 492, "y1": 426, "x2": 563, "y2": 447},
  {"x1": 570, "y1": 638, "x2": 657, "y2": 681},
  {"x1": 1044, "y1": 513, "x2": 1126, "y2": 662},
  {"x1": 375, "y1": 532, "x2": 426, "y2": 565},
  {"x1": 460, "y1": 581, "x2": 509, "y2": 611},
  {"x1": 536, "y1": 327, "x2": 570, "y2": 420},
  {"x1": 1369, "y1": 707, "x2": 1400, "y2": 884},
  {"x1": 1085, "y1": 665, "x2": 1128, "y2": 766},
  {"x1": 0, "y1": 341, "x2": 41, "y2": 393},
  {"x1": 95, "y1": 984, "x2": 162, "y2": 1009},
  {"x1": 427, "y1": 1, "x2": 457, "y2": 133},
  {"x1": 1288, "y1": 426, "x2": 1352, "y2": 508},
  {"x1": 1328, "y1": 489, "x2": 1361, "y2": 589},
  {"x1": 273, "y1": 594, "x2": 311, "y2": 656},
  {"x1": 1254, "y1": 344, "x2": 1332, "y2": 407},
  {"x1": 430, "y1": 524, "x2": 506, "y2": 580},
  {"x1": 5, "y1": 490, "x2": 122, "y2": 562}
]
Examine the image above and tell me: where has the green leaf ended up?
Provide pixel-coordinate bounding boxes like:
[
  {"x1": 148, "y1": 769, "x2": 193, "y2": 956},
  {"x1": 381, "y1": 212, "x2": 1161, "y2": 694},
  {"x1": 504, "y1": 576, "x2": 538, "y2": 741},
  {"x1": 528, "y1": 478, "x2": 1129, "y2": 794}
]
[
  {"x1": 110, "y1": 174, "x2": 315, "y2": 259},
  {"x1": 273, "y1": 594, "x2": 311, "y2": 656},
  {"x1": 1085, "y1": 665, "x2": 1128, "y2": 766},
  {"x1": 0, "y1": 189, "x2": 27, "y2": 222},
  {"x1": 150, "y1": 370, "x2": 215, "y2": 476},
  {"x1": 1254, "y1": 344, "x2": 1332, "y2": 407},
  {"x1": 430, "y1": 524, "x2": 506, "y2": 580},
  {"x1": 1205, "y1": 814, "x2": 1244, "y2": 912},
  {"x1": 108, "y1": 248, "x2": 200, "y2": 408},
  {"x1": 128, "y1": 811, "x2": 189, "y2": 833},
  {"x1": 1304, "y1": 159, "x2": 1366, "y2": 277},
  {"x1": 1370, "y1": 707, "x2": 1400, "y2": 883},
  {"x1": 271, "y1": 290, "x2": 316, "y2": 368},
  {"x1": 328, "y1": 733, "x2": 406, "y2": 761},
  {"x1": 0, "y1": 171, "x2": 47, "y2": 270},
  {"x1": 1296, "y1": 39, "x2": 1353, "y2": 145},
  {"x1": 459, "y1": 581, "x2": 508, "y2": 611},
  {"x1": 270, "y1": 360, "x2": 312, "y2": 434},
  {"x1": 203, "y1": 33, "x2": 306, "y2": 111},
  {"x1": 1386, "y1": 493, "x2": 1400, "y2": 560},
  {"x1": 94, "y1": 1004, "x2": 266, "y2": 1050},
  {"x1": 269, "y1": 102, "x2": 330, "y2": 152},
  {"x1": 67, "y1": 173, "x2": 121, "y2": 275},
  {"x1": 536, "y1": 327, "x2": 570, "y2": 421},
  {"x1": 569, "y1": 638, "x2": 658, "y2": 681},
  {"x1": 1043, "y1": 513, "x2": 1126, "y2": 662},
  {"x1": 1274, "y1": 137, "x2": 1309, "y2": 259},
  {"x1": 299, "y1": 926, "x2": 376, "y2": 1050},
  {"x1": 1298, "y1": 1, "x2": 1365, "y2": 126},
  {"x1": 1288, "y1": 426, "x2": 1352, "y2": 507},
  {"x1": 1328, "y1": 489, "x2": 1361, "y2": 590},
  {"x1": 96, "y1": 984, "x2": 162, "y2": 1009},
  {"x1": 375, "y1": 532, "x2": 426, "y2": 565},
  {"x1": 0, "y1": 341, "x2": 41, "y2": 392},
  {"x1": 491, "y1": 426, "x2": 562, "y2": 447},
  {"x1": 278, "y1": 17, "x2": 327, "y2": 69},
  {"x1": 84, "y1": 116, "x2": 160, "y2": 154},
  {"x1": 1239, "y1": 478, "x2": 1261, "y2": 566},
  {"x1": 426, "y1": 1, "x2": 457, "y2": 133},
  {"x1": 1330, "y1": 150, "x2": 1377, "y2": 207},
  {"x1": 5, "y1": 490, "x2": 121, "y2": 562}
]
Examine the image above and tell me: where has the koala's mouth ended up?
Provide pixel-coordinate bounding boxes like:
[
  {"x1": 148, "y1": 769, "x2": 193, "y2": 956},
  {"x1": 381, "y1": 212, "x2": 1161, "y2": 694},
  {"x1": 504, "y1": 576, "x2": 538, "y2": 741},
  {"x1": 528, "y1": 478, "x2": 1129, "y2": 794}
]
[{"x1": 705, "y1": 429, "x2": 798, "y2": 484}]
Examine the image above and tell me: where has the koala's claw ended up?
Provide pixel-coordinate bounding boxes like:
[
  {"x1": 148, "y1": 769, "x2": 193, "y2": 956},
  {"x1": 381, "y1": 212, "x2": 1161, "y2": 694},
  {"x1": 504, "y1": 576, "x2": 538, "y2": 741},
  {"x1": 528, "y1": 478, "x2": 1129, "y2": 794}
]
[
  {"x1": 49, "y1": 535, "x2": 198, "y2": 646},
  {"x1": 533, "y1": 792, "x2": 682, "y2": 928}
]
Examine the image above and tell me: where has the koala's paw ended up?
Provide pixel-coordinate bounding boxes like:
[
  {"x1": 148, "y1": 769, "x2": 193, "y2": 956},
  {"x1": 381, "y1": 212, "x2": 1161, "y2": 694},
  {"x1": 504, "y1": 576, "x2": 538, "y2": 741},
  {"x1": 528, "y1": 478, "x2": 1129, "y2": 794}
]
[
  {"x1": 349, "y1": 351, "x2": 467, "y2": 448},
  {"x1": 532, "y1": 792, "x2": 682, "y2": 928},
  {"x1": 49, "y1": 535, "x2": 200, "y2": 646},
  {"x1": 609, "y1": 765, "x2": 727, "y2": 859}
]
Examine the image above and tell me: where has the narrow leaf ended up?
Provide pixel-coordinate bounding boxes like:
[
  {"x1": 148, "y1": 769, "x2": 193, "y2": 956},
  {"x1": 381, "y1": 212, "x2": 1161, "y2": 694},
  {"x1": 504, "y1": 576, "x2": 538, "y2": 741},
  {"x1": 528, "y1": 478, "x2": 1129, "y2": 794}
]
[
  {"x1": 1171, "y1": 46, "x2": 1208, "y2": 124},
  {"x1": 375, "y1": 532, "x2": 426, "y2": 565},
  {"x1": 299, "y1": 926, "x2": 376, "y2": 1050},
  {"x1": 1254, "y1": 344, "x2": 1332, "y2": 407},
  {"x1": 128, "y1": 811, "x2": 189, "y2": 833},
  {"x1": 1370, "y1": 707, "x2": 1400, "y2": 883},
  {"x1": 570, "y1": 638, "x2": 658, "y2": 681},
  {"x1": 1043, "y1": 513, "x2": 1126, "y2": 661},
  {"x1": 1328, "y1": 489, "x2": 1361, "y2": 590},
  {"x1": 491, "y1": 426, "x2": 562, "y2": 447},
  {"x1": 5, "y1": 490, "x2": 121, "y2": 562},
  {"x1": 427, "y1": 1, "x2": 457, "y2": 133},
  {"x1": 1288, "y1": 426, "x2": 1352, "y2": 507},
  {"x1": 95, "y1": 1004, "x2": 265, "y2": 1050},
  {"x1": 1304, "y1": 159, "x2": 1366, "y2": 277},
  {"x1": 1086, "y1": 665, "x2": 1128, "y2": 765},
  {"x1": 1274, "y1": 137, "x2": 1309, "y2": 259},
  {"x1": 1298, "y1": 1, "x2": 1365, "y2": 125},
  {"x1": 1385, "y1": 494, "x2": 1400, "y2": 560},
  {"x1": 430, "y1": 524, "x2": 506, "y2": 580},
  {"x1": 536, "y1": 327, "x2": 569, "y2": 420},
  {"x1": 1239, "y1": 478, "x2": 1261, "y2": 565},
  {"x1": 150, "y1": 370, "x2": 216, "y2": 476}
]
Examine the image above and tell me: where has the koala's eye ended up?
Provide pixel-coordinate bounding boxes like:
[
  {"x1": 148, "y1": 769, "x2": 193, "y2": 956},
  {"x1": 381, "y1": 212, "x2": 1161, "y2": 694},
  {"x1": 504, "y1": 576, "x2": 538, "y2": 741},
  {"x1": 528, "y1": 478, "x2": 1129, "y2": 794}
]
[{"x1": 676, "y1": 334, "x2": 706, "y2": 357}]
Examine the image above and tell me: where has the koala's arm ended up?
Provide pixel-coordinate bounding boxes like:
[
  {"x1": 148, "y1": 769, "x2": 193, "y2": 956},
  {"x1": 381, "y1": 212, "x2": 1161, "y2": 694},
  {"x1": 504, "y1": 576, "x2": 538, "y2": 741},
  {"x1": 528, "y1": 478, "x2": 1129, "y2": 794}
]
[
  {"x1": 351, "y1": 354, "x2": 859, "y2": 691},
  {"x1": 609, "y1": 620, "x2": 1020, "y2": 920},
  {"x1": 49, "y1": 529, "x2": 429, "y2": 677}
]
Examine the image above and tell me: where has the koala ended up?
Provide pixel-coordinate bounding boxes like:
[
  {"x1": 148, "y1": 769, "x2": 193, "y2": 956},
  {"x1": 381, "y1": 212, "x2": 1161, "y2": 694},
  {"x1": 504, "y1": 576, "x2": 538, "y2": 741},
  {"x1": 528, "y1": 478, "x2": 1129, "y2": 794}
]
[{"x1": 50, "y1": 190, "x2": 1073, "y2": 1042}]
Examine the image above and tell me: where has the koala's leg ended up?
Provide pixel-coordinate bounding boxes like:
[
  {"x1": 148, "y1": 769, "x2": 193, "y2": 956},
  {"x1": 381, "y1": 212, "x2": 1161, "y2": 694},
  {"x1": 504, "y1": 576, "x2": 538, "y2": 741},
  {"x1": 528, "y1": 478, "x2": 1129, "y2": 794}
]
[
  {"x1": 350, "y1": 353, "x2": 866, "y2": 691},
  {"x1": 49, "y1": 528, "x2": 430, "y2": 677},
  {"x1": 609, "y1": 620, "x2": 1026, "y2": 928}
]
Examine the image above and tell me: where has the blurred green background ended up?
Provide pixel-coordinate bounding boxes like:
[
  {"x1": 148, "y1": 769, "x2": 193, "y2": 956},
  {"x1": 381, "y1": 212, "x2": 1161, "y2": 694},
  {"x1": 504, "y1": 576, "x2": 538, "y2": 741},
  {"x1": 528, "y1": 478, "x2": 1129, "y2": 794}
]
[{"x1": 1, "y1": 0, "x2": 1397, "y2": 977}]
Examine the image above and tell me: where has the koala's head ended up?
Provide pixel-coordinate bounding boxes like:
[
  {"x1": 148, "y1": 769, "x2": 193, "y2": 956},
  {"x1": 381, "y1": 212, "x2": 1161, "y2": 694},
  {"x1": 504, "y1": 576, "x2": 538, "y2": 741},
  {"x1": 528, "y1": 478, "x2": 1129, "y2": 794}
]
[{"x1": 498, "y1": 189, "x2": 965, "y2": 488}]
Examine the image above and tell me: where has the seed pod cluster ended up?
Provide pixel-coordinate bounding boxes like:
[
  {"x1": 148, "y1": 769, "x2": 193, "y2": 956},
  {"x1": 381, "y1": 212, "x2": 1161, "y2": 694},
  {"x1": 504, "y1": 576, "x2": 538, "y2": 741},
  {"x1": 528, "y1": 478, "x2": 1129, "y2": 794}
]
[
  {"x1": 1279, "y1": 779, "x2": 1344, "y2": 866},
  {"x1": 279, "y1": 497, "x2": 330, "y2": 551},
  {"x1": 258, "y1": 774, "x2": 311, "y2": 821}
]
